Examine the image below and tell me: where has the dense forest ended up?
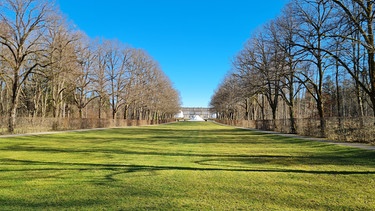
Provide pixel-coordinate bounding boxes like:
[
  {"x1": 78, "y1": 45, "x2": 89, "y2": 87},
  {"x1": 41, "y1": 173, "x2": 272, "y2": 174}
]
[
  {"x1": 211, "y1": 0, "x2": 375, "y2": 143},
  {"x1": 0, "y1": 0, "x2": 181, "y2": 133}
]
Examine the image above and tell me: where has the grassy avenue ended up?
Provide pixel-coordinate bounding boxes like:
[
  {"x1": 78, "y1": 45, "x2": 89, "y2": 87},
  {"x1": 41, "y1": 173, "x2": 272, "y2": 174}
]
[{"x1": 0, "y1": 122, "x2": 374, "y2": 210}]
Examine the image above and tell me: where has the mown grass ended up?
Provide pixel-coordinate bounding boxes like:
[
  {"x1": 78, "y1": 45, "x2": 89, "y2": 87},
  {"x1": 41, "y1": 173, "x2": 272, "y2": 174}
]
[{"x1": 0, "y1": 121, "x2": 374, "y2": 210}]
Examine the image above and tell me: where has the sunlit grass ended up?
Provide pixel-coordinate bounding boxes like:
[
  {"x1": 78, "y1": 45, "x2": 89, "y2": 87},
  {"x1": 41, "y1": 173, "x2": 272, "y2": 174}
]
[{"x1": 0, "y1": 121, "x2": 374, "y2": 210}]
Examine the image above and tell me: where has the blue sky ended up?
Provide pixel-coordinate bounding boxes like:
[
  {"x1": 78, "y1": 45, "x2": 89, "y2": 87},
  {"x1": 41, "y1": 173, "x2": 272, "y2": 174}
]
[{"x1": 57, "y1": 0, "x2": 289, "y2": 107}]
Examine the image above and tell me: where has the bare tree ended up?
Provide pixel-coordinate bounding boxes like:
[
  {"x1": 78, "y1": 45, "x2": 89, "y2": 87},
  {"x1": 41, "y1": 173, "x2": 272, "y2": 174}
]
[
  {"x1": 73, "y1": 39, "x2": 98, "y2": 119},
  {"x1": 233, "y1": 28, "x2": 283, "y2": 128},
  {"x1": 274, "y1": 5, "x2": 304, "y2": 133},
  {"x1": 291, "y1": 0, "x2": 336, "y2": 136},
  {"x1": 0, "y1": 29, "x2": 10, "y2": 116},
  {"x1": 126, "y1": 49, "x2": 153, "y2": 120},
  {"x1": 0, "y1": 0, "x2": 52, "y2": 133},
  {"x1": 44, "y1": 14, "x2": 79, "y2": 118},
  {"x1": 105, "y1": 41, "x2": 131, "y2": 120},
  {"x1": 92, "y1": 41, "x2": 109, "y2": 119},
  {"x1": 146, "y1": 63, "x2": 180, "y2": 121},
  {"x1": 210, "y1": 72, "x2": 244, "y2": 120},
  {"x1": 327, "y1": 0, "x2": 375, "y2": 119}
]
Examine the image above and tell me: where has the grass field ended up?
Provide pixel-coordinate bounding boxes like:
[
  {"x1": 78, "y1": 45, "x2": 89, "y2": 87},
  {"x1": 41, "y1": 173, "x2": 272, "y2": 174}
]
[{"x1": 0, "y1": 121, "x2": 374, "y2": 210}]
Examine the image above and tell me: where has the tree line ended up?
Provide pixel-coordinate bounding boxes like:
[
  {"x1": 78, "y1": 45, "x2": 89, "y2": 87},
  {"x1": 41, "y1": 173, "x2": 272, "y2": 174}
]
[
  {"x1": 0, "y1": 0, "x2": 180, "y2": 133},
  {"x1": 211, "y1": 0, "x2": 375, "y2": 138}
]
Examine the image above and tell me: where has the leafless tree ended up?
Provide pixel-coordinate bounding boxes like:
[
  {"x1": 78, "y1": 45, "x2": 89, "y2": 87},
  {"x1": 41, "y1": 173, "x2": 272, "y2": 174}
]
[
  {"x1": 273, "y1": 5, "x2": 304, "y2": 133},
  {"x1": 210, "y1": 72, "x2": 244, "y2": 120},
  {"x1": 147, "y1": 65, "x2": 180, "y2": 120},
  {"x1": 327, "y1": 0, "x2": 375, "y2": 119},
  {"x1": 0, "y1": 0, "x2": 53, "y2": 133},
  {"x1": 44, "y1": 14, "x2": 80, "y2": 118},
  {"x1": 0, "y1": 0, "x2": 180, "y2": 133},
  {"x1": 291, "y1": 0, "x2": 336, "y2": 136},
  {"x1": 92, "y1": 41, "x2": 109, "y2": 119},
  {"x1": 233, "y1": 27, "x2": 284, "y2": 128},
  {"x1": 72, "y1": 38, "x2": 98, "y2": 118},
  {"x1": 104, "y1": 41, "x2": 131, "y2": 120}
]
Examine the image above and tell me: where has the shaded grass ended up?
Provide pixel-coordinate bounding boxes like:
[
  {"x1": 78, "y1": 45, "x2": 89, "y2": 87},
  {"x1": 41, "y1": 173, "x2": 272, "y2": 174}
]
[{"x1": 0, "y1": 121, "x2": 375, "y2": 210}]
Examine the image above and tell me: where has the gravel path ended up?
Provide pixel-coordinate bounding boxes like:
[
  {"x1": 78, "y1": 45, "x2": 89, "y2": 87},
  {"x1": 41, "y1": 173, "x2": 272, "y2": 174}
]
[
  {"x1": 212, "y1": 121, "x2": 375, "y2": 151},
  {"x1": 238, "y1": 127, "x2": 375, "y2": 151}
]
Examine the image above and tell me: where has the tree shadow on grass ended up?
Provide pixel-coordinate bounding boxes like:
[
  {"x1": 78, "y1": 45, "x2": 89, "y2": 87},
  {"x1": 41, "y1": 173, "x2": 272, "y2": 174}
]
[
  {"x1": 0, "y1": 197, "x2": 107, "y2": 210},
  {"x1": 2, "y1": 141, "x2": 375, "y2": 168},
  {"x1": 1, "y1": 158, "x2": 374, "y2": 180},
  {"x1": 2, "y1": 122, "x2": 375, "y2": 177}
]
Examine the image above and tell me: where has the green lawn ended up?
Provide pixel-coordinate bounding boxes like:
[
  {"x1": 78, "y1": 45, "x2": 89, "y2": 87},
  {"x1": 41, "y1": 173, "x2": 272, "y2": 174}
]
[{"x1": 0, "y1": 121, "x2": 374, "y2": 210}]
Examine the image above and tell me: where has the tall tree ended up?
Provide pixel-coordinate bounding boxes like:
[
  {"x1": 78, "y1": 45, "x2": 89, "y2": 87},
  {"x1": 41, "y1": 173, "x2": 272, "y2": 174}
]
[
  {"x1": 328, "y1": 0, "x2": 375, "y2": 119},
  {"x1": 73, "y1": 39, "x2": 97, "y2": 118},
  {"x1": 92, "y1": 41, "x2": 109, "y2": 119},
  {"x1": 234, "y1": 29, "x2": 283, "y2": 128},
  {"x1": 105, "y1": 41, "x2": 131, "y2": 120},
  {"x1": 274, "y1": 5, "x2": 303, "y2": 133},
  {"x1": 291, "y1": 0, "x2": 336, "y2": 136},
  {"x1": 0, "y1": 0, "x2": 52, "y2": 133},
  {"x1": 210, "y1": 72, "x2": 243, "y2": 120},
  {"x1": 44, "y1": 14, "x2": 79, "y2": 118}
]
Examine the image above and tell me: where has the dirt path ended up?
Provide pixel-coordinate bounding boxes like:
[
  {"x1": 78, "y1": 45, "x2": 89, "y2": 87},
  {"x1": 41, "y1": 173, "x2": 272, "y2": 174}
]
[
  {"x1": 212, "y1": 122, "x2": 375, "y2": 151},
  {"x1": 239, "y1": 127, "x2": 375, "y2": 151}
]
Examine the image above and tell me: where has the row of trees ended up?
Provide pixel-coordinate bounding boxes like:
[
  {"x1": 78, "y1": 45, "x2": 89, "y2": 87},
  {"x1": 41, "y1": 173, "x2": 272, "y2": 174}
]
[
  {"x1": 0, "y1": 0, "x2": 180, "y2": 133},
  {"x1": 211, "y1": 0, "x2": 375, "y2": 137}
]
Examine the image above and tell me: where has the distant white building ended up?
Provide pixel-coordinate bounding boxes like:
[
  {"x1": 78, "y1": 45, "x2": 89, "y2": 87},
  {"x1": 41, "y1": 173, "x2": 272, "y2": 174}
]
[
  {"x1": 178, "y1": 107, "x2": 215, "y2": 119},
  {"x1": 175, "y1": 110, "x2": 184, "y2": 119}
]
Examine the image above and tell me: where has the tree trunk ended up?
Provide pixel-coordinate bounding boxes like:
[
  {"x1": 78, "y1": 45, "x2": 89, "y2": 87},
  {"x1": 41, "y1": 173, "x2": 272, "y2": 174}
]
[
  {"x1": 369, "y1": 50, "x2": 375, "y2": 124},
  {"x1": 78, "y1": 107, "x2": 83, "y2": 119},
  {"x1": 112, "y1": 109, "x2": 117, "y2": 120},
  {"x1": 335, "y1": 60, "x2": 343, "y2": 129},
  {"x1": 289, "y1": 104, "x2": 297, "y2": 134},
  {"x1": 289, "y1": 73, "x2": 297, "y2": 134},
  {"x1": 271, "y1": 105, "x2": 277, "y2": 130},
  {"x1": 367, "y1": 1, "x2": 375, "y2": 122},
  {"x1": 261, "y1": 95, "x2": 265, "y2": 120},
  {"x1": 8, "y1": 81, "x2": 21, "y2": 133},
  {"x1": 123, "y1": 104, "x2": 128, "y2": 120},
  {"x1": 8, "y1": 102, "x2": 17, "y2": 134},
  {"x1": 0, "y1": 81, "x2": 4, "y2": 115},
  {"x1": 98, "y1": 97, "x2": 102, "y2": 119},
  {"x1": 317, "y1": 98, "x2": 326, "y2": 137}
]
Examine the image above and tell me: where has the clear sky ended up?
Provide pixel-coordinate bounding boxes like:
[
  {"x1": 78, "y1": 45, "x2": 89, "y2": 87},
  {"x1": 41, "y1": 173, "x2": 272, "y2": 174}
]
[{"x1": 57, "y1": 0, "x2": 289, "y2": 107}]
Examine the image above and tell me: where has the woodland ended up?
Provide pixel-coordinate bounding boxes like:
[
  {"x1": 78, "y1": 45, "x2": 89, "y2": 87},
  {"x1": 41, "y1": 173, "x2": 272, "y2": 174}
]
[
  {"x1": 0, "y1": 0, "x2": 181, "y2": 133},
  {"x1": 211, "y1": 0, "x2": 375, "y2": 143}
]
